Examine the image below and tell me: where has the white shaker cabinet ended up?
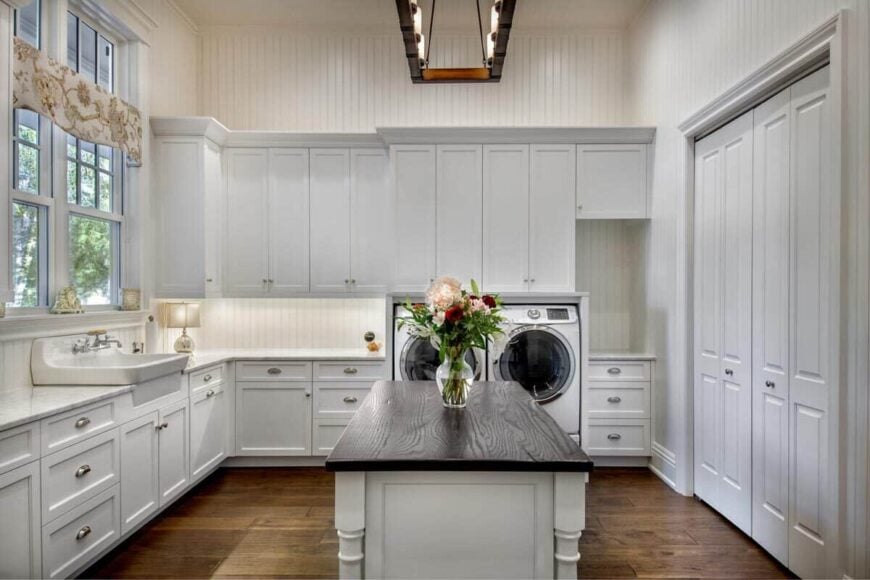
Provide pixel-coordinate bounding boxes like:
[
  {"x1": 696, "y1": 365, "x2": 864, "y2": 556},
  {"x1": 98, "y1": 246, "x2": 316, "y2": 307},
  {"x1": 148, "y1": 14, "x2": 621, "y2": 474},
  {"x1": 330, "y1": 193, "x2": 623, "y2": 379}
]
[
  {"x1": 268, "y1": 148, "x2": 310, "y2": 295},
  {"x1": 576, "y1": 144, "x2": 647, "y2": 219},
  {"x1": 310, "y1": 149, "x2": 352, "y2": 292},
  {"x1": 236, "y1": 383, "x2": 311, "y2": 455},
  {"x1": 225, "y1": 148, "x2": 271, "y2": 296},
  {"x1": 391, "y1": 145, "x2": 437, "y2": 292},
  {"x1": 119, "y1": 412, "x2": 159, "y2": 534},
  {"x1": 529, "y1": 144, "x2": 576, "y2": 292},
  {"x1": 0, "y1": 461, "x2": 41, "y2": 579},
  {"x1": 190, "y1": 385, "x2": 227, "y2": 482},
  {"x1": 350, "y1": 149, "x2": 391, "y2": 293},
  {"x1": 157, "y1": 399, "x2": 189, "y2": 507},
  {"x1": 436, "y1": 145, "x2": 482, "y2": 284}
]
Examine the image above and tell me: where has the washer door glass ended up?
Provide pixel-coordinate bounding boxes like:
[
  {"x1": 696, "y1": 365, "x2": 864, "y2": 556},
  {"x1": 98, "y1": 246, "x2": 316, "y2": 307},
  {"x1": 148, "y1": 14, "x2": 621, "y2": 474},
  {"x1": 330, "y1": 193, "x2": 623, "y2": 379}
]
[
  {"x1": 497, "y1": 329, "x2": 572, "y2": 402},
  {"x1": 402, "y1": 337, "x2": 480, "y2": 380}
]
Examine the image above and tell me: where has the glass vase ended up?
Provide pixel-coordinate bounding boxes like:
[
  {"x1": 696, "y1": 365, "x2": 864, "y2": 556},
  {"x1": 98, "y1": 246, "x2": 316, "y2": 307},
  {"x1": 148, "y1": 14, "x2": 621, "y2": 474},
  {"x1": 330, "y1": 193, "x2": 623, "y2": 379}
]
[{"x1": 436, "y1": 348, "x2": 474, "y2": 408}]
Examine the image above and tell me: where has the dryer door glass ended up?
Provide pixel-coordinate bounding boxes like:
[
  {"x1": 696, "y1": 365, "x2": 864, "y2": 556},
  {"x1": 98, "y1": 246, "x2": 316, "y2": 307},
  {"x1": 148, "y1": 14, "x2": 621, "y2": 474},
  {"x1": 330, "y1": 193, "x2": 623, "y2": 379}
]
[
  {"x1": 402, "y1": 337, "x2": 480, "y2": 380},
  {"x1": 497, "y1": 329, "x2": 572, "y2": 402}
]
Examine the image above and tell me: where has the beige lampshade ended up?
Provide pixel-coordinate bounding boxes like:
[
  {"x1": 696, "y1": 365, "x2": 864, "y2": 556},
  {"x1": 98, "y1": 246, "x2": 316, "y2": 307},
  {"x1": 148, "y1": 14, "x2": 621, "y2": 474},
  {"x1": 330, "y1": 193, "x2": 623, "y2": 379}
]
[{"x1": 166, "y1": 302, "x2": 201, "y2": 329}]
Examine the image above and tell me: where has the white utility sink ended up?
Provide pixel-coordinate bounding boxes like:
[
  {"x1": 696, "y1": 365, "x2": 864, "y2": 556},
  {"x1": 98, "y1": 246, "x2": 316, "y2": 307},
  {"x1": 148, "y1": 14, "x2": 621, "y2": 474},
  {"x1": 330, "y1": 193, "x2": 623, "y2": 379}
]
[{"x1": 31, "y1": 336, "x2": 189, "y2": 387}]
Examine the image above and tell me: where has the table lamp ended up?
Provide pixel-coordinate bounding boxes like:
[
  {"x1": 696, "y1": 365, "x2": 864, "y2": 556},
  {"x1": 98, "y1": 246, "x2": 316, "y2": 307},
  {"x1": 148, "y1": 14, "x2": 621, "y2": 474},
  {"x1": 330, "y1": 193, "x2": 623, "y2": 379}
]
[{"x1": 167, "y1": 302, "x2": 201, "y2": 353}]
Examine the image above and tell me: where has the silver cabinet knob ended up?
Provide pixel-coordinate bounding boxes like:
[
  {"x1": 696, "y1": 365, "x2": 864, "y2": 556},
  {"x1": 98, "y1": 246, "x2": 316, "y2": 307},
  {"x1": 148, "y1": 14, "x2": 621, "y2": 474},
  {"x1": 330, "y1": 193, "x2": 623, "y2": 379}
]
[
  {"x1": 344, "y1": 279, "x2": 350, "y2": 284},
  {"x1": 76, "y1": 525, "x2": 92, "y2": 541},
  {"x1": 343, "y1": 396, "x2": 358, "y2": 404},
  {"x1": 577, "y1": 203, "x2": 583, "y2": 210},
  {"x1": 765, "y1": 380, "x2": 775, "y2": 388},
  {"x1": 203, "y1": 374, "x2": 212, "y2": 382},
  {"x1": 206, "y1": 389, "x2": 215, "y2": 398},
  {"x1": 206, "y1": 278, "x2": 213, "y2": 283},
  {"x1": 343, "y1": 367, "x2": 358, "y2": 375},
  {"x1": 351, "y1": 279, "x2": 356, "y2": 284},
  {"x1": 607, "y1": 367, "x2": 622, "y2": 375},
  {"x1": 606, "y1": 396, "x2": 622, "y2": 404},
  {"x1": 607, "y1": 433, "x2": 622, "y2": 441},
  {"x1": 725, "y1": 368, "x2": 734, "y2": 376},
  {"x1": 262, "y1": 278, "x2": 268, "y2": 284},
  {"x1": 75, "y1": 465, "x2": 91, "y2": 478},
  {"x1": 530, "y1": 278, "x2": 535, "y2": 283},
  {"x1": 156, "y1": 422, "x2": 168, "y2": 431},
  {"x1": 305, "y1": 392, "x2": 311, "y2": 398},
  {"x1": 267, "y1": 367, "x2": 282, "y2": 375},
  {"x1": 75, "y1": 417, "x2": 91, "y2": 429},
  {"x1": 523, "y1": 278, "x2": 529, "y2": 283}
]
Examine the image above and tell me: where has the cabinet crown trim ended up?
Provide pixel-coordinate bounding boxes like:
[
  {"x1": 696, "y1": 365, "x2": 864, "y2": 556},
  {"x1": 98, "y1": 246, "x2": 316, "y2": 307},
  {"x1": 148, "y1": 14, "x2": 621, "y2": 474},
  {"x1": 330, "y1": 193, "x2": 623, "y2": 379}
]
[{"x1": 378, "y1": 126, "x2": 655, "y2": 145}]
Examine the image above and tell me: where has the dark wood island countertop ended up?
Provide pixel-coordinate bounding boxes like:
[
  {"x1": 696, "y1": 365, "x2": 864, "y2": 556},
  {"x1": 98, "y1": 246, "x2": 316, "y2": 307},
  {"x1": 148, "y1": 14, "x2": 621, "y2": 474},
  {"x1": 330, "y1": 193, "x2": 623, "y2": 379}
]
[{"x1": 325, "y1": 381, "x2": 593, "y2": 472}]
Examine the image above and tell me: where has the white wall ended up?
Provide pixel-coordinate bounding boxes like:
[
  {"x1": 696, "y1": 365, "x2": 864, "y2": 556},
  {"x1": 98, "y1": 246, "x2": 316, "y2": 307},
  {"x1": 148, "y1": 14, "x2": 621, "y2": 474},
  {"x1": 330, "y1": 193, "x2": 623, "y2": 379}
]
[
  {"x1": 198, "y1": 27, "x2": 626, "y2": 131},
  {"x1": 626, "y1": 1, "x2": 870, "y2": 576}
]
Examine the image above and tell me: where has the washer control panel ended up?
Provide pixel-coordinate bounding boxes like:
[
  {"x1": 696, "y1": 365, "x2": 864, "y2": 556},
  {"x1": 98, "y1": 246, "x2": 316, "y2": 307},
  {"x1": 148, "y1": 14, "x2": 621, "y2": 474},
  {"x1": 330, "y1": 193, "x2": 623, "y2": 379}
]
[{"x1": 527, "y1": 309, "x2": 541, "y2": 320}]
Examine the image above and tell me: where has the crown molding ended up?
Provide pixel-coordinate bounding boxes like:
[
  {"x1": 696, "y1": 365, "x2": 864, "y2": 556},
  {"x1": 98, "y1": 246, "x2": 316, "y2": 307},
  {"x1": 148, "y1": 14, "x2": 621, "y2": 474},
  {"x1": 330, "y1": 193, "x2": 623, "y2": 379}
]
[
  {"x1": 150, "y1": 116, "x2": 231, "y2": 146},
  {"x1": 165, "y1": 0, "x2": 199, "y2": 34},
  {"x1": 224, "y1": 132, "x2": 384, "y2": 148},
  {"x1": 376, "y1": 126, "x2": 656, "y2": 145},
  {"x1": 0, "y1": 310, "x2": 148, "y2": 342}
]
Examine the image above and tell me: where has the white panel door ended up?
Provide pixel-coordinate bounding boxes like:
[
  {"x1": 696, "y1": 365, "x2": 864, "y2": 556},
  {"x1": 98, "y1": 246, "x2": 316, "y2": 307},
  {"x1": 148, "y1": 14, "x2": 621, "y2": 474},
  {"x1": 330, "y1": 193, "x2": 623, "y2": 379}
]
[
  {"x1": 787, "y1": 66, "x2": 832, "y2": 580},
  {"x1": 392, "y1": 145, "x2": 437, "y2": 293},
  {"x1": 482, "y1": 145, "x2": 530, "y2": 293},
  {"x1": 225, "y1": 148, "x2": 269, "y2": 296},
  {"x1": 436, "y1": 145, "x2": 482, "y2": 284},
  {"x1": 268, "y1": 148, "x2": 310, "y2": 295},
  {"x1": 350, "y1": 149, "x2": 391, "y2": 293},
  {"x1": 0, "y1": 461, "x2": 40, "y2": 579},
  {"x1": 310, "y1": 149, "x2": 351, "y2": 293},
  {"x1": 576, "y1": 144, "x2": 647, "y2": 219},
  {"x1": 236, "y1": 383, "x2": 312, "y2": 456},
  {"x1": 751, "y1": 86, "x2": 791, "y2": 564},
  {"x1": 120, "y1": 412, "x2": 159, "y2": 534},
  {"x1": 157, "y1": 398, "x2": 189, "y2": 507},
  {"x1": 190, "y1": 386, "x2": 227, "y2": 482},
  {"x1": 529, "y1": 144, "x2": 576, "y2": 292}
]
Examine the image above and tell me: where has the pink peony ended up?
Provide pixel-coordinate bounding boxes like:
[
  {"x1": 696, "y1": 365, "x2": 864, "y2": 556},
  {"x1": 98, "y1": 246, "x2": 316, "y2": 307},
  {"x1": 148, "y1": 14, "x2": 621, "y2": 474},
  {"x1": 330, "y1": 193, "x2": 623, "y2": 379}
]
[{"x1": 426, "y1": 276, "x2": 462, "y2": 311}]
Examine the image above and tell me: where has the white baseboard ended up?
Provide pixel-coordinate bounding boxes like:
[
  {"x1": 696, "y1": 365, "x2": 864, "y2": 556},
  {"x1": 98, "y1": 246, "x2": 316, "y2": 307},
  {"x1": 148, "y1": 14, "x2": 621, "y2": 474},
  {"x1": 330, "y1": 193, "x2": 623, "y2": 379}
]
[
  {"x1": 223, "y1": 456, "x2": 328, "y2": 467},
  {"x1": 590, "y1": 456, "x2": 649, "y2": 467},
  {"x1": 649, "y1": 441, "x2": 679, "y2": 491}
]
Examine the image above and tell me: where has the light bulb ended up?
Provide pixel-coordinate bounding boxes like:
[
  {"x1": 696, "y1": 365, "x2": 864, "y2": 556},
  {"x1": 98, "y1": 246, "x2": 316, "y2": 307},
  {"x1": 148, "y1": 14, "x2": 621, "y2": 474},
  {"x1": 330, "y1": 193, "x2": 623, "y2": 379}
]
[
  {"x1": 418, "y1": 33, "x2": 426, "y2": 66},
  {"x1": 490, "y1": 4, "x2": 499, "y2": 32},
  {"x1": 413, "y1": 5, "x2": 422, "y2": 39},
  {"x1": 486, "y1": 33, "x2": 495, "y2": 65}
]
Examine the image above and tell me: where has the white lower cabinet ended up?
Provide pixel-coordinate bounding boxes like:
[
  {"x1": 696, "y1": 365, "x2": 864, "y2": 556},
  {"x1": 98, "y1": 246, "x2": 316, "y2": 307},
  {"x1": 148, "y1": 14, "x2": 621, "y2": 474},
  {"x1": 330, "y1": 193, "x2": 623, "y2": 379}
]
[
  {"x1": 157, "y1": 399, "x2": 190, "y2": 507},
  {"x1": 584, "y1": 358, "x2": 653, "y2": 458},
  {"x1": 236, "y1": 382, "x2": 312, "y2": 456},
  {"x1": 119, "y1": 413, "x2": 159, "y2": 535},
  {"x1": 0, "y1": 461, "x2": 41, "y2": 579},
  {"x1": 313, "y1": 419, "x2": 349, "y2": 455},
  {"x1": 190, "y1": 384, "x2": 227, "y2": 482}
]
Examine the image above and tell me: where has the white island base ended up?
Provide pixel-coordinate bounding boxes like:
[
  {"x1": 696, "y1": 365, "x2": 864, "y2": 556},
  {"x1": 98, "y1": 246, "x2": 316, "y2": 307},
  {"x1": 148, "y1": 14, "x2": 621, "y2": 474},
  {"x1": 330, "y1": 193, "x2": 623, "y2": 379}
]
[{"x1": 335, "y1": 470, "x2": 587, "y2": 579}]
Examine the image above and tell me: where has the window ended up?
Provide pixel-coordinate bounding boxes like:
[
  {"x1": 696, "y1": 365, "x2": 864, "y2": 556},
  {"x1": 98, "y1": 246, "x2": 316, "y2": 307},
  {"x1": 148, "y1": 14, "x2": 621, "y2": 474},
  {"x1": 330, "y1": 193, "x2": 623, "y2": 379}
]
[
  {"x1": 11, "y1": 202, "x2": 46, "y2": 307},
  {"x1": 69, "y1": 215, "x2": 119, "y2": 305},
  {"x1": 14, "y1": 0, "x2": 39, "y2": 48},
  {"x1": 13, "y1": 109, "x2": 41, "y2": 194}
]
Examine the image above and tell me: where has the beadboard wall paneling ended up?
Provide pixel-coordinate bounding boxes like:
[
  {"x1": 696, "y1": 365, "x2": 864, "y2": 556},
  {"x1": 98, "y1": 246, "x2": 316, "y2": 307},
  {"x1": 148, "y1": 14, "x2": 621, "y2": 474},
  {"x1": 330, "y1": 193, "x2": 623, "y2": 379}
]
[
  {"x1": 199, "y1": 29, "x2": 625, "y2": 131},
  {"x1": 575, "y1": 221, "x2": 647, "y2": 353},
  {"x1": 156, "y1": 299, "x2": 387, "y2": 352},
  {"x1": 0, "y1": 326, "x2": 144, "y2": 391}
]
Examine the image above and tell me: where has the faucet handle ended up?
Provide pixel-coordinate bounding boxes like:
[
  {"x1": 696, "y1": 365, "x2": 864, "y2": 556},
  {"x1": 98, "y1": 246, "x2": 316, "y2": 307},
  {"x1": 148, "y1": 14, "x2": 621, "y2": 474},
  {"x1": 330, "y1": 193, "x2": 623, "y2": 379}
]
[{"x1": 87, "y1": 329, "x2": 108, "y2": 337}]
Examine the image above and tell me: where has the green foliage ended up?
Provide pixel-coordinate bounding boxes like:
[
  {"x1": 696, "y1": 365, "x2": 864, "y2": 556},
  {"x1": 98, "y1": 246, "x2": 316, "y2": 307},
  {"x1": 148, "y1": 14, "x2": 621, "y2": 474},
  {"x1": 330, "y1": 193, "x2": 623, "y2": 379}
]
[
  {"x1": 11, "y1": 203, "x2": 39, "y2": 307},
  {"x1": 69, "y1": 215, "x2": 112, "y2": 304}
]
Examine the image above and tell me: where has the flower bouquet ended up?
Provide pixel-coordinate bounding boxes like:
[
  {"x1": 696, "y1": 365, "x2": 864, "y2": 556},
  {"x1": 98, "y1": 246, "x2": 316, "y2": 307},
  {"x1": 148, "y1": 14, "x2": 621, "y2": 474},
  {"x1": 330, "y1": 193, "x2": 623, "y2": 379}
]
[{"x1": 399, "y1": 277, "x2": 505, "y2": 408}]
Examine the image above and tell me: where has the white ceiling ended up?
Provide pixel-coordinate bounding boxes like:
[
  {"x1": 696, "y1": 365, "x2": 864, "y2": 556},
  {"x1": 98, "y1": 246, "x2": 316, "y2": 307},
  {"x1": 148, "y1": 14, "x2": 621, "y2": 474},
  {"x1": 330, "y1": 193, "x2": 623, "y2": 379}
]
[{"x1": 173, "y1": 0, "x2": 647, "y2": 33}]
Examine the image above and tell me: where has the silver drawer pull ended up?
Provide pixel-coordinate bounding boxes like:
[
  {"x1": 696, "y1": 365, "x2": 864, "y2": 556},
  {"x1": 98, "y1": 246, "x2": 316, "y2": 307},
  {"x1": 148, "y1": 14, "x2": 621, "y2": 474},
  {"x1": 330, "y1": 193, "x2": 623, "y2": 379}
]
[
  {"x1": 267, "y1": 367, "x2": 282, "y2": 375},
  {"x1": 206, "y1": 390, "x2": 215, "y2": 398},
  {"x1": 75, "y1": 465, "x2": 92, "y2": 478},
  {"x1": 343, "y1": 367, "x2": 358, "y2": 375},
  {"x1": 156, "y1": 422, "x2": 168, "y2": 431},
  {"x1": 203, "y1": 374, "x2": 212, "y2": 382},
  {"x1": 607, "y1": 433, "x2": 622, "y2": 441},
  {"x1": 765, "y1": 380, "x2": 775, "y2": 388},
  {"x1": 606, "y1": 396, "x2": 622, "y2": 404},
  {"x1": 607, "y1": 367, "x2": 622, "y2": 375},
  {"x1": 343, "y1": 396, "x2": 358, "y2": 404},
  {"x1": 76, "y1": 526, "x2": 92, "y2": 541},
  {"x1": 75, "y1": 417, "x2": 91, "y2": 429}
]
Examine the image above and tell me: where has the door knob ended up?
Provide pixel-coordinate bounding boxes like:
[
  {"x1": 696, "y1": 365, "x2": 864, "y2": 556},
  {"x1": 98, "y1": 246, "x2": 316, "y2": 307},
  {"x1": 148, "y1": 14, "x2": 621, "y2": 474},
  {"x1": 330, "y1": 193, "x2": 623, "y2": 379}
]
[
  {"x1": 156, "y1": 422, "x2": 168, "y2": 431},
  {"x1": 724, "y1": 368, "x2": 734, "y2": 376},
  {"x1": 765, "y1": 380, "x2": 775, "y2": 388}
]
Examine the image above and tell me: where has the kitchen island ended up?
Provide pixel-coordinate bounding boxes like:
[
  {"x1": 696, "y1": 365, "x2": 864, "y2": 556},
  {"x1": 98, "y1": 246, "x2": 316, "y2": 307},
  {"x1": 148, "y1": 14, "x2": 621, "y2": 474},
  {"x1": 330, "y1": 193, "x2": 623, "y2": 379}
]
[{"x1": 325, "y1": 380, "x2": 593, "y2": 579}]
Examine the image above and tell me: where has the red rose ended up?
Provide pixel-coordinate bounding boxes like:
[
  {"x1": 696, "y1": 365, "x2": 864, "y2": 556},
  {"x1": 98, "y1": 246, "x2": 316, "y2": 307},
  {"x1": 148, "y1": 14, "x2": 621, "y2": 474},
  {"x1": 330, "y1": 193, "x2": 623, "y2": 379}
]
[
  {"x1": 468, "y1": 294, "x2": 479, "y2": 301},
  {"x1": 445, "y1": 305, "x2": 464, "y2": 323},
  {"x1": 482, "y1": 295, "x2": 497, "y2": 308}
]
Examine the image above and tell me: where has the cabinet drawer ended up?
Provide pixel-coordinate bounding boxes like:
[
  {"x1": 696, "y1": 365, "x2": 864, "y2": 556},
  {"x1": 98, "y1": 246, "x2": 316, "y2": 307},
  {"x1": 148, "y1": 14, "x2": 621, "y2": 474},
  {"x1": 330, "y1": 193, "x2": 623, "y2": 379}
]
[
  {"x1": 42, "y1": 429, "x2": 120, "y2": 523},
  {"x1": 42, "y1": 398, "x2": 120, "y2": 455},
  {"x1": 314, "y1": 382, "x2": 371, "y2": 418},
  {"x1": 586, "y1": 420, "x2": 650, "y2": 456},
  {"x1": 0, "y1": 421, "x2": 40, "y2": 475},
  {"x1": 236, "y1": 361, "x2": 312, "y2": 381},
  {"x1": 314, "y1": 360, "x2": 385, "y2": 381},
  {"x1": 189, "y1": 364, "x2": 224, "y2": 394},
  {"x1": 42, "y1": 485, "x2": 120, "y2": 579},
  {"x1": 589, "y1": 361, "x2": 651, "y2": 382},
  {"x1": 313, "y1": 419, "x2": 349, "y2": 455},
  {"x1": 587, "y1": 382, "x2": 650, "y2": 419}
]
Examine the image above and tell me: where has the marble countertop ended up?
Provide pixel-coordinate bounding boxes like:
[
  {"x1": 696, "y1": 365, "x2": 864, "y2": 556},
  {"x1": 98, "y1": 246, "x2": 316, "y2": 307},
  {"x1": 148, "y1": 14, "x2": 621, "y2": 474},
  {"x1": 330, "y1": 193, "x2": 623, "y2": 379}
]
[
  {"x1": 0, "y1": 384, "x2": 134, "y2": 432},
  {"x1": 589, "y1": 352, "x2": 657, "y2": 361},
  {"x1": 184, "y1": 348, "x2": 386, "y2": 373}
]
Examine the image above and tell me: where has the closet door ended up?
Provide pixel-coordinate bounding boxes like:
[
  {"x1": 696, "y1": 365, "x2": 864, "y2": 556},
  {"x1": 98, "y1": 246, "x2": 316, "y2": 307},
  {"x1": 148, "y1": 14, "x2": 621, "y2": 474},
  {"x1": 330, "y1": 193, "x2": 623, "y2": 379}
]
[
  {"x1": 436, "y1": 145, "x2": 482, "y2": 284},
  {"x1": 225, "y1": 149, "x2": 269, "y2": 296},
  {"x1": 693, "y1": 110, "x2": 753, "y2": 534},
  {"x1": 787, "y1": 66, "x2": 833, "y2": 580},
  {"x1": 310, "y1": 149, "x2": 351, "y2": 293},
  {"x1": 751, "y1": 87, "x2": 791, "y2": 565}
]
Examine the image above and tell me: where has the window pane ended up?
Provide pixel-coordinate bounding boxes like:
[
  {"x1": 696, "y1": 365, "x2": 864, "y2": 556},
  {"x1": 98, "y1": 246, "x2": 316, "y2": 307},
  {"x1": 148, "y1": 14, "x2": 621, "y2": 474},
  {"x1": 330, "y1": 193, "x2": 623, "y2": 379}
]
[
  {"x1": 69, "y1": 215, "x2": 116, "y2": 305},
  {"x1": 67, "y1": 13, "x2": 78, "y2": 70},
  {"x1": 98, "y1": 172, "x2": 112, "y2": 212},
  {"x1": 16, "y1": 109, "x2": 39, "y2": 144},
  {"x1": 97, "y1": 145, "x2": 112, "y2": 171},
  {"x1": 67, "y1": 159, "x2": 78, "y2": 203},
  {"x1": 81, "y1": 165, "x2": 96, "y2": 207},
  {"x1": 80, "y1": 22, "x2": 96, "y2": 82},
  {"x1": 11, "y1": 202, "x2": 41, "y2": 307},
  {"x1": 80, "y1": 140, "x2": 96, "y2": 165},
  {"x1": 98, "y1": 36, "x2": 112, "y2": 91},
  {"x1": 16, "y1": 142, "x2": 39, "y2": 193},
  {"x1": 66, "y1": 134, "x2": 77, "y2": 158},
  {"x1": 15, "y1": 0, "x2": 39, "y2": 47}
]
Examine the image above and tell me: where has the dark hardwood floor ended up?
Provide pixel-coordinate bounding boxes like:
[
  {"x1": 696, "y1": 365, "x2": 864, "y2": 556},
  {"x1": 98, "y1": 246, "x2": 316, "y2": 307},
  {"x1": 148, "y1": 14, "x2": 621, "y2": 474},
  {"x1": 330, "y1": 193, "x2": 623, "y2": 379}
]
[{"x1": 83, "y1": 467, "x2": 792, "y2": 579}]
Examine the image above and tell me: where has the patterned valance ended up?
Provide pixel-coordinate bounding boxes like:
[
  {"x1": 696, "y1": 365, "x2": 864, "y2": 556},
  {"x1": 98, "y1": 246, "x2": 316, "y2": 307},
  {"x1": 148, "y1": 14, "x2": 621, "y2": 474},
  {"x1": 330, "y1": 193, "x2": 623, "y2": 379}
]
[{"x1": 12, "y1": 37, "x2": 142, "y2": 163}]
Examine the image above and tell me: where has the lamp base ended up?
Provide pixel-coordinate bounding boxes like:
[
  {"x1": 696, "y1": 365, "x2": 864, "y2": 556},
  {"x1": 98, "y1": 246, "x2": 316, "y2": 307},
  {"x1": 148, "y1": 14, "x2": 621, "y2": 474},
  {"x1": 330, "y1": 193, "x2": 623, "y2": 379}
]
[{"x1": 174, "y1": 329, "x2": 195, "y2": 353}]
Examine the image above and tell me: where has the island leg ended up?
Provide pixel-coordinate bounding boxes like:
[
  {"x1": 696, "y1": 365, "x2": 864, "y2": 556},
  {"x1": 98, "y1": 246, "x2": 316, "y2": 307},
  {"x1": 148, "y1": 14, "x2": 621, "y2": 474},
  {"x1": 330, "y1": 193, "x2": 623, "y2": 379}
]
[
  {"x1": 554, "y1": 472, "x2": 586, "y2": 579},
  {"x1": 335, "y1": 472, "x2": 366, "y2": 579}
]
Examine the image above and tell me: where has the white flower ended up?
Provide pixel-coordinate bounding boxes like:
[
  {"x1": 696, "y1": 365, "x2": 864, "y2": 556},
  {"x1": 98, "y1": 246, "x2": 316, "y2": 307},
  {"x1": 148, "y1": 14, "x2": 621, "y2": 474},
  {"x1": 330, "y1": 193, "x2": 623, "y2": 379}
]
[
  {"x1": 426, "y1": 276, "x2": 463, "y2": 311},
  {"x1": 433, "y1": 311, "x2": 446, "y2": 326}
]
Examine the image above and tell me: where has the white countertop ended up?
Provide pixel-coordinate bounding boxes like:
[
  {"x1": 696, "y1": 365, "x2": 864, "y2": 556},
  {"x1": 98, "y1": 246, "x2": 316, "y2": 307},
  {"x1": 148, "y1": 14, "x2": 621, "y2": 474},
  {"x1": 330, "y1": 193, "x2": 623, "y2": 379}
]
[
  {"x1": 589, "y1": 352, "x2": 657, "y2": 361},
  {"x1": 0, "y1": 384, "x2": 134, "y2": 432},
  {"x1": 184, "y1": 348, "x2": 386, "y2": 373}
]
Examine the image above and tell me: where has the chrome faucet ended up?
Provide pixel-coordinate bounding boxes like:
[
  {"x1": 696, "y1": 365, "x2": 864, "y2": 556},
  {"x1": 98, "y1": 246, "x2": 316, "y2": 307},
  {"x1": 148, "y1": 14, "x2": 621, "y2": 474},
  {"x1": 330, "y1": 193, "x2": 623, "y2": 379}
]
[{"x1": 72, "y1": 331, "x2": 123, "y2": 354}]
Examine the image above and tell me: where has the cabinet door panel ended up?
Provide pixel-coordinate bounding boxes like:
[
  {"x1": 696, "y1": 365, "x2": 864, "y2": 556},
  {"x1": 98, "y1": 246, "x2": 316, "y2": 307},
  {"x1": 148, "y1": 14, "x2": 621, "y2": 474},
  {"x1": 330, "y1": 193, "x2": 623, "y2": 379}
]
[
  {"x1": 225, "y1": 149, "x2": 269, "y2": 296},
  {"x1": 482, "y1": 145, "x2": 529, "y2": 293},
  {"x1": 158, "y1": 399, "x2": 189, "y2": 507},
  {"x1": 269, "y1": 148, "x2": 310, "y2": 295},
  {"x1": 120, "y1": 412, "x2": 159, "y2": 534},
  {"x1": 310, "y1": 149, "x2": 351, "y2": 292},
  {"x1": 237, "y1": 383, "x2": 311, "y2": 456},
  {"x1": 392, "y1": 146, "x2": 436, "y2": 292},
  {"x1": 529, "y1": 144, "x2": 575, "y2": 292},
  {"x1": 350, "y1": 149, "x2": 391, "y2": 293},
  {"x1": 436, "y1": 145, "x2": 482, "y2": 284},
  {"x1": 203, "y1": 141, "x2": 224, "y2": 297},
  {"x1": 577, "y1": 144, "x2": 646, "y2": 219},
  {"x1": 0, "y1": 461, "x2": 40, "y2": 579},
  {"x1": 190, "y1": 387, "x2": 227, "y2": 482}
]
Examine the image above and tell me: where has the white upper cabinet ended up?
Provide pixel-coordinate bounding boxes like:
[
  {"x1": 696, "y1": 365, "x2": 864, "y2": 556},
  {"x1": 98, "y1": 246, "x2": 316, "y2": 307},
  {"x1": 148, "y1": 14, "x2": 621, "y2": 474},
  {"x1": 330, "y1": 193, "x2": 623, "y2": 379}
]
[
  {"x1": 350, "y1": 149, "x2": 391, "y2": 293},
  {"x1": 225, "y1": 148, "x2": 270, "y2": 296},
  {"x1": 577, "y1": 144, "x2": 648, "y2": 219},
  {"x1": 436, "y1": 145, "x2": 482, "y2": 284},
  {"x1": 310, "y1": 149, "x2": 352, "y2": 293},
  {"x1": 392, "y1": 145, "x2": 437, "y2": 293},
  {"x1": 268, "y1": 149, "x2": 310, "y2": 295},
  {"x1": 529, "y1": 144, "x2": 576, "y2": 292}
]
